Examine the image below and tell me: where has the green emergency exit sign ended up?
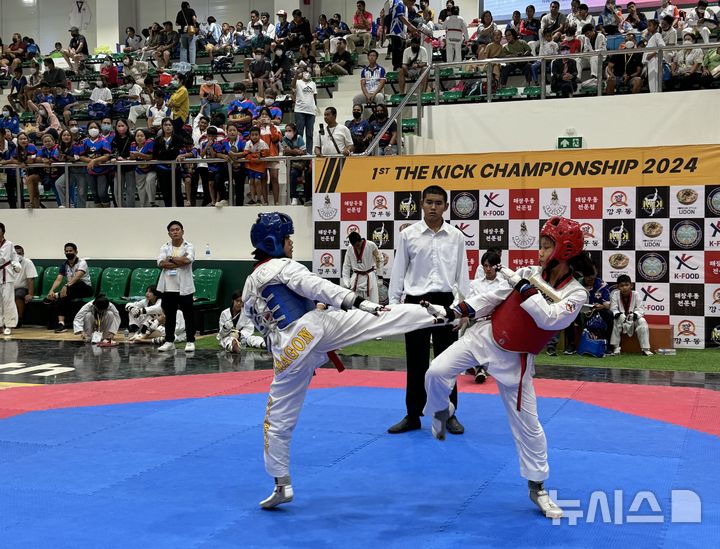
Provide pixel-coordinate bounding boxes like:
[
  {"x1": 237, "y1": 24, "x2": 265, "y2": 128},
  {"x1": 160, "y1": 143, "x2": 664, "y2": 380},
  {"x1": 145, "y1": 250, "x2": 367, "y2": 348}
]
[{"x1": 557, "y1": 137, "x2": 583, "y2": 149}]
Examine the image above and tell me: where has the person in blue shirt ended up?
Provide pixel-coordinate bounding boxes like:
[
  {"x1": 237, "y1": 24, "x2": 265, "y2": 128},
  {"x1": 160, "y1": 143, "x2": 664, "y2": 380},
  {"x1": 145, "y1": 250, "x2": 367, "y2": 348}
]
[
  {"x1": 258, "y1": 90, "x2": 283, "y2": 123},
  {"x1": 227, "y1": 83, "x2": 257, "y2": 139},
  {"x1": 275, "y1": 10, "x2": 290, "y2": 45},
  {"x1": 79, "y1": 121, "x2": 113, "y2": 207},
  {"x1": 36, "y1": 133, "x2": 62, "y2": 205},
  {"x1": 0, "y1": 129, "x2": 19, "y2": 208},
  {"x1": 10, "y1": 132, "x2": 40, "y2": 208},
  {"x1": 222, "y1": 123, "x2": 247, "y2": 205},
  {"x1": 55, "y1": 128, "x2": 86, "y2": 208},
  {"x1": 281, "y1": 123, "x2": 308, "y2": 205},
  {"x1": 200, "y1": 125, "x2": 230, "y2": 206},
  {"x1": 0, "y1": 106, "x2": 20, "y2": 136},
  {"x1": 345, "y1": 104, "x2": 372, "y2": 154},
  {"x1": 7, "y1": 67, "x2": 28, "y2": 112},
  {"x1": 54, "y1": 86, "x2": 76, "y2": 125}
]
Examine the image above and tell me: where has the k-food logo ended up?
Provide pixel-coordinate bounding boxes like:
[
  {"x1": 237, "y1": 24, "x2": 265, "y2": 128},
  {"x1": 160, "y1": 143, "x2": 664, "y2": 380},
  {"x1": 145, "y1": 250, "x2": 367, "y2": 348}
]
[
  {"x1": 455, "y1": 222, "x2": 475, "y2": 238},
  {"x1": 640, "y1": 285, "x2": 664, "y2": 303},
  {"x1": 483, "y1": 192, "x2": 504, "y2": 208}
]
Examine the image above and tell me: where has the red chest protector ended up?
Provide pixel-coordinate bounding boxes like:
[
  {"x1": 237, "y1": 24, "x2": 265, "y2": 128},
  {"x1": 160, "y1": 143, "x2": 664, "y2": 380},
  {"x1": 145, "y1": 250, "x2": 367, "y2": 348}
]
[{"x1": 491, "y1": 290, "x2": 556, "y2": 354}]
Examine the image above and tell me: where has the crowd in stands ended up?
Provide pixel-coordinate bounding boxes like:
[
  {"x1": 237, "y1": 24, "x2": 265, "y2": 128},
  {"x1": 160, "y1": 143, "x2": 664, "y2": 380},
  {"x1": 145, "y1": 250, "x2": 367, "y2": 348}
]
[{"x1": 0, "y1": 1, "x2": 719, "y2": 209}]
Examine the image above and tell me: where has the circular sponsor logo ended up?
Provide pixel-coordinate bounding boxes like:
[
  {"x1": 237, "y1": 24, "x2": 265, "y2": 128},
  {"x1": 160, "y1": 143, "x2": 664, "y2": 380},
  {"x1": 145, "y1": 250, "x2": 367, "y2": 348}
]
[
  {"x1": 320, "y1": 253, "x2": 334, "y2": 267},
  {"x1": 713, "y1": 288, "x2": 720, "y2": 305},
  {"x1": 708, "y1": 187, "x2": 720, "y2": 216},
  {"x1": 610, "y1": 190, "x2": 629, "y2": 207},
  {"x1": 637, "y1": 253, "x2": 667, "y2": 281},
  {"x1": 347, "y1": 224, "x2": 360, "y2": 235},
  {"x1": 372, "y1": 195, "x2": 389, "y2": 210},
  {"x1": 677, "y1": 319, "x2": 696, "y2": 337},
  {"x1": 579, "y1": 222, "x2": 595, "y2": 239},
  {"x1": 452, "y1": 192, "x2": 478, "y2": 218},
  {"x1": 676, "y1": 188, "x2": 698, "y2": 206},
  {"x1": 672, "y1": 220, "x2": 702, "y2": 249}
]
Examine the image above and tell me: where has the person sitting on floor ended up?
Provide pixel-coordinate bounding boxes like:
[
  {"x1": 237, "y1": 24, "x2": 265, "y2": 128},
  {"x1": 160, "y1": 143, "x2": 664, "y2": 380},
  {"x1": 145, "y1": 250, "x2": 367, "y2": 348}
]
[
  {"x1": 217, "y1": 289, "x2": 266, "y2": 352},
  {"x1": 125, "y1": 284, "x2": 163, "y2": 336},
  {"x1": 73, "y1": 294, "x2": 121, "y2": 344}
]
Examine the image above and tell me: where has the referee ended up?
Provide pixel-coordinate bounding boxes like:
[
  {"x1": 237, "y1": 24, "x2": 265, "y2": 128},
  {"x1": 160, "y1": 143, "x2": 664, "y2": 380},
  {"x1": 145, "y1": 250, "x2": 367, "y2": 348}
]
[{"x1": 387, "y1": 185, "x2": 470, "y2": 434}]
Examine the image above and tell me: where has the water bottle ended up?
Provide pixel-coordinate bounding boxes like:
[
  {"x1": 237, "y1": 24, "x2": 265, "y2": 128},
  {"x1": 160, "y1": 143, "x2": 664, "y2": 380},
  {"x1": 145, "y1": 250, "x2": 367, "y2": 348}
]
[
  {"x1": 123, "y1": 328, "x2": 129, "y2": 342},
  {"x1": 205, "y1": 243, "x2": 211, "y2": 258}
]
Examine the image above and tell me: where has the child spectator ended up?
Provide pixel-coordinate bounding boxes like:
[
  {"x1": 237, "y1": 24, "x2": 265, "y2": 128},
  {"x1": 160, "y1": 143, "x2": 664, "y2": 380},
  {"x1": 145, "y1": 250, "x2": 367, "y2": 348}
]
[
  {"x1": 609, "y1": 274, "x2": 653, "y2": 356},
  {"x1": 243, "y1": 126, "x2": 270, "y2": 205}
]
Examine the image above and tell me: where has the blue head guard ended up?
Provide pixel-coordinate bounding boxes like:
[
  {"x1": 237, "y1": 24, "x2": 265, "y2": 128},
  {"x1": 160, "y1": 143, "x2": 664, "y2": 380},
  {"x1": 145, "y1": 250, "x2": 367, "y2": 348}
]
[
  {"x1": 586, "y1": 312, "x2": 608, "y2": 333},
  {"x1": 251, "y1": 212, "x2": 294, "y2": 258}
]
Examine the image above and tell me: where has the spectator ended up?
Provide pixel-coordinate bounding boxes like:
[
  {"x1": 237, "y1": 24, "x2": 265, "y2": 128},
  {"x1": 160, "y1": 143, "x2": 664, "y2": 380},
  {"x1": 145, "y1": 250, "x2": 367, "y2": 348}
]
[
  {"x1": 314, "y1": 107, "x2": 352, "y2": 157},
  {"x1": 123, "y1": 27, "x2": 144, "y2": 53},
  {"x1": 45, "y1": 242, "x2": 93, "y2": 333},
  {"x1": 350, "y1": 1, "x2": 374, "y2": 53},
  {"x1": 257, "y1": 107, "x2": 282, "y2": 205},
  {"x1": 328, "y1": 13, "x2": 352, "y2": 53},
  {"x1": 111, "y1": 119, "x2": 135, "y2": 207},
  {"x1": 12, "y1": 132, "x2": 40, "y2": 209},
  {"x1": 7, "y1": 67, "x2": 28, "y2": 112},
  {"x1": 36, "y1": 133, "x2": 62, "y2": 206},
  {"x1": 11, "y1": 244, "x2": 36, "y2": 327},
  {"x1": 643, "y1": 19, "x2": 666, "y2": 93},
  {"x1": 531, "y1": 29, "x2": 559, "y2": 86},
  {"x1": 292, "y1": 70, "x2": 317, "y2": 154},
  {"x1": 200, "y1": 126, "x2": 229, "y2": 207},
  {"x1": 156, "y1": 220, "x2": 196, "y2": 352},
  {"x1": 248, "y1": 21, "x2": 273, "y2": 55},
  {"x1": 153, "y1": 118, "x2": 186, "y2": 207},
  {"x1": 606, "y1": 36, "x2": 644, "y2": 93},
  {"x1": 624, "y1": 2, "x2": 648, "y2": 31},
  {"x1": 312, "y1": 14, "x2": 332, "y2": 57},
  {"x1": 438, "y1": 0, "x2": 454, "y2": 25},
  {"x1": 444, "y1": 6, "x2": 468, "y2": 63},
  {"x1": 73, "y1": 295, "x2": 120, "y2": 344},
  {"x1": 568, "y1": 4, "x2": 593, "y2": 37},
  {"x1": 370, "y1": 104, "x2": 397, "y2": 156},
  {"x1": 217, "y1": 290, "x2": 266, "y2": 352},
  {"x1": 0, "y1": 129, "x2": 19, "y2": 208},
  {"x1": 520, "y1": 5, "x2": 542, "y2": 43},
  {"x1": 560, "y1": 26, "x2": 583, "y2": 53},
  {"x1": 660, "y1": 14, "x2": 679, "y2": 61},
  {"x1": 80, "y1": 121, "x2": 112, "y2": 208},
  {"x1": 473, "y1": 10, "x2": 496, "y2": 46},
  {"x1": 227, "y1": 82, "x2": 257, "y2": 138},
  {"x1": 281, "y1": 123, "x2": 308, "y2": 206},
  {"x1": 243, "y1": 126, "x2": 270, "y2": 205},
  {"x1": 129, "y1": 128, "x2": 158, "y2": 207},
  {"x1": 582, "y1": 23, "x2": 607, "y2": 78},
  {"x1": 125, "y1": 284, "x2": 162, "y2": 335},
  {"x1": 222, "y1": 123, "x2": 247, "y2": 206},
  {"x1": 275, "y1": 10, "x2": 290, "y2": 45},
  {"x1": 399, "y1": 36, "x2": 428, "y2": 94},
  {"x1": 204, "y1": 16, "x2": 222, "y2": 47},
  {"x1": 199, "y1": 73, "x2": 224, "y2": 117},
  {"x1": 286, "y1": 9, "x2": 313, "y2": 50},
  {"x1": 684, "y1": 1, "x2": 716, "y2": 44},
  {"x1": 260, "y1": 12, "x2": 276, "y2": 40},
  {"x1": 176, "y1": 1, "x2": 198, "y2": 65},
  {"x1": 418, "y1": 10, "x2": 436, "y2": 66},
  {"x1": 122, "y1": 55, "x2": 149, "y2": 84},
  {"x1": 354, "y1": 50, "x2": 387, "y2": 108},
  {"x1": 146, "y1": 89, "x2": 171, "y2": 130},
  {"x1": 100, "y1": 56, "x2": 119, "y2": 88},
  {"x1": 0, "y1": 105, "x2": 20, "y2": 136},
  {"x1": 244, "y1": 48, "x2": 272, "y2": 97},
  {"x1": 609, "y1": 274, "x2": 652, "y2": 355},
  {"x1": 258, "y1": 90, "x2": 282, "y2": 124},
  {"x1": 599, "y1": 1, "x2": 622, "y2": 34},
  {"x1": 506, "y1": 10, "x2": 522, "y2": 34},
  {"x1": 387, "y1": 185, "x2": 469, "y2": 435},
  {"x1": 55, "y1": 86, "x2": 77, "y2": 126},
  {"x1": 3, "y1": 33, "x2": 27, "y2": 73},
  {"x1": 296, "y1": 43, "x2": 319, "y2": 76},
  {"x1": 346, "y1": 104, "x2": 372, "y2": 155},
  {"x1": 550, "y1": 44, "x2": 578, "y2": 97},
  {"x1": 540, "y1": 1, "x2": 567, "y2": 42},
  {"x1": 167, "y1": 72, "x2": 190, "y2": 134},
  {"x1": 322, "y1": 37, "x2": 353, "y2": 75},
  {"x1": 154, "y1": 21, "x2": 180, "y2": 69},
  {"x1": 269, "y1": 45, "x2": 293, "y2": 94},
  {"x1": 500, "y1": 28, "x2": 533, "y2": 87},
  {"x1": 700, "y1": 45, "x2": 720, "y2": 86},
  {"x1": 89, "y1": 77, "x2": 113, "y2": 105},
  {"x1": 62, "y1": 27, "x2": 88, "y2": 72},
  {"x1": 655, "y1": 0, "x2": 679, "y2": 25},
  {"x1": 55, "y1": 127, "x2": 87, "y2": 208},
  {"x1": 23, "y1": 58, "x2": 66, "y2": 106},
  {"x1": 388, "y1": 0, "x2": 418, "y2": 71},
  {"x1": 0, "y1": 223, "x2": 20, "y2": 335}
]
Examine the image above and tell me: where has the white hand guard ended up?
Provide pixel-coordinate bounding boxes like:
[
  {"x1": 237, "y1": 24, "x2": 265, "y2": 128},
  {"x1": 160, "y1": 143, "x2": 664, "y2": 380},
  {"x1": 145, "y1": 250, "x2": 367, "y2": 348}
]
[
  {"x1": 357, "y1": 299, "x2": 383, "y2": 315},
  {"x1": 125, "y1": 303, "x2": 134, "y2": 312},
  {"x1": 223, "y1": 320, "x2": 235, "y2": 332},
  {"x1": 130, "y1": 306, "x2": 142, "y2": 317},
  {"x1": 11, "y1": 261, "x2": 21, "y2": 273},
  {"x1": 497, "y1": 265, "x2": 522, "y2": 287}
]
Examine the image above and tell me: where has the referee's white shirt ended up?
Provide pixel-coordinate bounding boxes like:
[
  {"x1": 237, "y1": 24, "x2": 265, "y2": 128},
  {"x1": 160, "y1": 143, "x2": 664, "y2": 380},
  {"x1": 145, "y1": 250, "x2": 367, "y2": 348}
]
[{"x1": 388, "y1": 219, "x2": 470, "y2": 304}]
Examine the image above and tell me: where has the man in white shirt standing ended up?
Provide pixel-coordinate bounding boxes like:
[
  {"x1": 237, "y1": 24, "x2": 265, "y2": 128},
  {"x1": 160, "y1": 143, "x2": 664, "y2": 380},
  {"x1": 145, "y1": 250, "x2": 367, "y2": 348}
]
[
  {"x1": 314, "y1": 107, "x2": 353, "y2": 157},
  {"x1": 387, "y1": 185, "x2": 470, "y2": 435},
  {"x1": 11, "y1": 244, "x2": 37, "y2": 328},
  {"x1": 644, "y1": 19, "x2": 667, "y2": 92},
  {"x1": 156, "y1": 220, "x2": 196, "y2": 352},
  {"x1": 0, "y1": 223, "x2": 21, "y2": 336}
]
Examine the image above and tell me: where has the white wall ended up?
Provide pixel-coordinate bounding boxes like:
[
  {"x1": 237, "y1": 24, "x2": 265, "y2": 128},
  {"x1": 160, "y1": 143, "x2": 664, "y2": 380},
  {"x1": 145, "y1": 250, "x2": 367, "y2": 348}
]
[
  {"x1": 410, "y1": 89, "x2": 720, "y2": 154},
  {"x1": 2, "y1": 206, "x2": 315, "y2": 262}
]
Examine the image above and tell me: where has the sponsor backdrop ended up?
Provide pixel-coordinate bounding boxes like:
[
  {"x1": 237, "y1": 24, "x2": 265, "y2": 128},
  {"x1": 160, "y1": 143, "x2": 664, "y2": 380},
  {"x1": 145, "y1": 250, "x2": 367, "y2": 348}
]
[{"x1": 313, "y1": 145, "x2": 720, "y2": 348}]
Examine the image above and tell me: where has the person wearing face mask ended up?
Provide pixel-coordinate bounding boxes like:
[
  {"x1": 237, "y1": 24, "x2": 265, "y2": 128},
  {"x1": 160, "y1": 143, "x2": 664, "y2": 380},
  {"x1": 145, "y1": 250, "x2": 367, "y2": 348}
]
[
  {"x1": 670, "y1": 33, "x2": 705, "y2": 89},
  {"x1": 292, "y1": 67, "x2": 318, "y2": 154},
  {"x1": 0, "y1": 223, "x2": 21, "y2": 336},
  {"x1": 281, "y1": 123, "x2": 307, "y2": 205},
  {"x1": 256, "y1": 106, "x2": 282, "y2": 204},
  {"x1": 244, "y1": 48, "x2": 272, "y2": 97},
  {"x1": 23, "y1": 57, "x2": 67, "y2": 106},
  {"x1": 45, "y1": 242, "x2": 93, "y2": 333},
  {"x1": 11, "y1": 245, "x2": 37, "y2": 328},
  {"x1": 62, "y1": 27, "x2": 89, "y2": 73},
  {"x1": 80, "y1": 121, "x2": 113, "y2": 207},
  {"x1": 345, "y1": 105, "x2": 372, "y2": 155},
  {"x1": 269, "y1": 46, "x2": 293, "y2": 94},
  {"x1": 0, "y1": 106, "x2": 20, "y2": 136},
  {"x1": 684, "y1": 1, "x2": 717, "y2": 45},
  {"x1": 200, "y1": 74, "x2": 224, "y2": 117},
  {"x1": 259, "y1": 90, "x2": 283, "y2": 123},
  {"x1": 275, "y1": 10, "x2": 290, "y2": 46},
  {"x1": 89, "y1": 77, "x2": 113, "y2": 105},
  {"x1": 100, "y1": 56, "x2": 119, "y2": 88},
  {"x1": 370, "y1": 105, "x2": 397, "y2": 156},
  {"x1": 0, "y1": 129, "x2": 19, "y2": 208},
  {"x1": 73, "y1": 294, "x2": 121, "y2": 344},
  {"x1": 227, "y1": 82, "x2": 258, "y2": 137},
  {"x1": 605, "y1": 35, "x2": 644, "y2": 94}
]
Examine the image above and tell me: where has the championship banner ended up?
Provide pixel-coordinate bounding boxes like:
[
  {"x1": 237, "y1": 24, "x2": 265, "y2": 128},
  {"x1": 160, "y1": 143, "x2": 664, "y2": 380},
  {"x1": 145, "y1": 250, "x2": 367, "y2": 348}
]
[{"x1": 313, "y1": 145, "x2": 720, "y2": 349}]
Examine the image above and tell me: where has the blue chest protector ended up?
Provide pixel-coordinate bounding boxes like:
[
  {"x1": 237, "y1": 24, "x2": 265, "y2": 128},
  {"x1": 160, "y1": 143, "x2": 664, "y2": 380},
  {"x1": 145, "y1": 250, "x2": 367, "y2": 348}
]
[{"x1": 261, "y1": 284, "x2": 316, "y2": 329}]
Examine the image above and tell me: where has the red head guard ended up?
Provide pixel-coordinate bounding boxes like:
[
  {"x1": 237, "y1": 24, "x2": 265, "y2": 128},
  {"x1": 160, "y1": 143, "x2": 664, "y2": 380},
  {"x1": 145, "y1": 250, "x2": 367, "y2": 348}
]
[{"x1": 540, "y1": 216, "x2": 584, "y2": 263}]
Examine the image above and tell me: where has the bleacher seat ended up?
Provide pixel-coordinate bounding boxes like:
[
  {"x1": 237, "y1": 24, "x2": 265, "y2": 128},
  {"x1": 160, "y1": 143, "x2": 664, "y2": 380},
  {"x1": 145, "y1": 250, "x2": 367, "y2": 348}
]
[
  {"x1": 193, "y1": 268, "x2": 223, "y2": 334},
  {"x1": 127, "y1": 268, "x2": 161, "y2": 301},
  {"x1": 81, "y1": 267, "x2": 104, "y2": 302},
  {"x1": 99, "y1": 268, "x2": 131, "y2": 303},
  {"x1": 32, "y1": 266, "x2": 44, "y2": 297},
  {"x1": 32, "y1": 266, "x2": 60, "y2": 302}
]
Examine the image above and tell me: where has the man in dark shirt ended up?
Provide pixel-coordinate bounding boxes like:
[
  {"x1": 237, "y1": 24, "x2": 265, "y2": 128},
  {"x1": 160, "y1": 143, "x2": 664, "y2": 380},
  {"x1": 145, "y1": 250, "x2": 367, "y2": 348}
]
[
  {"x1": 605, "y1": 41, "x2": 643, "y2": 94},
  {"x1": 345, "y1": 104, "x2": 372, "y2": 153},
  {"x1": 286, "y1": 9, "x2": 313, "y2": 50},
  {"x1": 322, "y1": 37, "x2": 353, "y2": 75},
  {"x1": 23, "y1": 57, "x2": 66, "y2": 103},
  {"x1": 155, "y1": 21, "x2": 180, "y2": 69},
  {"x1": 175, "y1": 1, "x2": 198, "y2": 64},
  {"x1": 62, "y1": 27, "x2": 88, "y2": 72},
  {"x1": 244, "y1": 49, "x2": 272, "y2": 97}
]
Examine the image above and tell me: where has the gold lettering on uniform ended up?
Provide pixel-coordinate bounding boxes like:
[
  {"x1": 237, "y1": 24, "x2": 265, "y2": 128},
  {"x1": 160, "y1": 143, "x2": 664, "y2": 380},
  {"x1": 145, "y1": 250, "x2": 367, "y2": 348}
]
[
  {"x1": 297, "y1": 327, "x2": 315, "y2": 344},
  {"x1": 284, "y1": 347, "x2": 299, "y2": 360},
  {"x1": 291, "y1": 337, "x2": 306, "y2": 352},
  {"x1": 263, "y1": 395, "x2": 273, "y2": 452}
]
